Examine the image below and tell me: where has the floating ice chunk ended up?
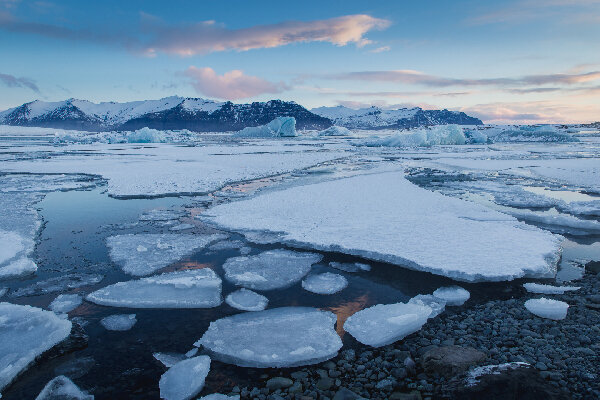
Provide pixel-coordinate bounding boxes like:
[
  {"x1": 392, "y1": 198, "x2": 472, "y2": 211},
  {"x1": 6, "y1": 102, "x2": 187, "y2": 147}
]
[
  {"x1": 0, "y1": 303, "x2": 72, "y2": 391},
  {"x1": 408, "y1": 294, "x2": 446, "y2": 318},
  {"x1": 199, "y1": 394, "x2": 240, "y2": 400},
  {"x1": 465, "y1": 362, "x2": 531, "y2": 387},
  {"x1": 343, "y1": 302, "x2": 432, "y2": 347},
  {"x1": 225, "y1": 289, "x2": 268, "y2": 311},
  {"x1": 0, "y1": 257, "x2": 37, "y2": 279},
  {"x1": 159, "y1": 356, "x2": 211, "y2": 400},
  {"x1": 125, "y1": 127, "x2": 167, "y2": 143},
  {"x1": 169, "y1": 224, "x2": 195, "y2": 232},
  {"x1": 361, "y1": 125, "x2": 466, "y2": 147},
  {"x1": 49, "y1": 294, "x2": 82, "y2": 314},
  {"x1": 196, "y1": 307, "x2": 341, "y2": 368},
  {"x1": 523, "y1": 283, "x2": 580, "y2": 294},
  {"x1": 492, "y1": 189, "x2": 557, "y2": 209},
  {"x1": 107, "y1": 233, "x2": 226, "y2": 276},
  {"x1": 329, "y1": 262, "x2": 371, "y2": 273},
  {"x1": 525, "y1": 298, "x2": 569, "y2": 320},
  {"x1": 0, "y1": 288, "x2": 6, "y2": 297},
  {"x1": 503, "y1": 208, "x2": 600, "y2": 235},
  {"x1": 0, "y1": 230, "x2": 29, "y2": 264},
  {"x1": 87, "y1": 269, "x2": 222, "y2": 309},
  {"x1": 223, "y1": 249, "x2": 321, "y2": 290},
  {"x1": 153, "y1": 352, "x2": 186, "y2": 368},
  {"x1": 100, "y1": 314, "x2": 137, "y2": 331},
  {"x1": 301, "y1": 273, "x2": 348, "y2": 295},
  {"x1": 11, "y1": 273, "x2": 103, "y2": 297},
  {"x1": 35, "y1": 375, "x2": 93, "y2": 400},
  {"x1": 139, "y1": 209, "x2": 186, "y2": 222},
  {"x1": 234, "y1": 117, "x2": 297, "y2": 138},
  {"x1": 185, "y1": 348, "x2": 198, "y2": 358},
  {"x1": 433, "y1": 286, "x2": 470, "y2": 306},
  {"x1": 318, "y1": 126, "x2": 352, "y2": 136}
]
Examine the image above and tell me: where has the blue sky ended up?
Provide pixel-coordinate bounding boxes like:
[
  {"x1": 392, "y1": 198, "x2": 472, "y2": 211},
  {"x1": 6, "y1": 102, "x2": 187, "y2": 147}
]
[{"x1": 0, "y1": 0, "x2": 599, "y2": 123}]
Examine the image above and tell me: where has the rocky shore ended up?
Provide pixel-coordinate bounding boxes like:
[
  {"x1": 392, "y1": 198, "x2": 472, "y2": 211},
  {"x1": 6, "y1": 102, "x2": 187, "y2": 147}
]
[{"x1": 224, "y1": 269, "x2": 599, "y2": 399}]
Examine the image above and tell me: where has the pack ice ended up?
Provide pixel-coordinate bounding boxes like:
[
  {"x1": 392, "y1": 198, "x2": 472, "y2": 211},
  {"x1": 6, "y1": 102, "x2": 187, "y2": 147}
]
[
  {"x1": 203, "y1": 169, "x2": 561, "y2": 282},
  {"x1": 107, "y1": 233, "x2": 226, "y2": 276},
  {"x1": 196, "y1": 307, "x2": 342, "y2": 368},
  {"x1": 225, "y1": 289, "x2": 268, "y2": 311},
  {"x1": 343, "y1": 302, "x2": 432, "y2": 347},
  {"x1": 35, "y1": 375, "x2": 93, "y2": 400},
  {"x1": 302, "y1": 273, "x2": 348, "y2": 295},
  {"x1": 159, "y1": 356, "x2": 211, "y2": 400},
  {"x1": 100, "y1": 314, "x2": 137, "y2": 331},
  {"x1": 86, "y1": 269, "x2": 222, "y2": 308},
  {"x1": 525, "y1": 298, "x2": 569, "y2": 320},
  {"x1": 0, "y1": 303, "x2": 72, "y2": 392},
  {"x1": 222, "y1": 249, "x2": 322, "y2": 290}
]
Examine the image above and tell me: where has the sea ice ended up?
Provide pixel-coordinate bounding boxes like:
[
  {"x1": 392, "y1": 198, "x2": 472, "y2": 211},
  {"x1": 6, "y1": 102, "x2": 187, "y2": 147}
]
[
  {"x1": 159, "y1": 356, "x2": 211, "y2": 400},
  {"x1": 100, "y1": 314, "x2": 137, "y2": 331},
  {"x1": 0, "y1": 257, "x2": 37, "y2": 279},
  {"x1": 139, "y1": 209, "x2": 186, "y2": 222},
  {"x1": 465, "y1": 362, "x2": 531, "y2": 387},
  {"x1": 196, "y1": 307, "x2": 342, "y2": 368},
  {"x1": 169, "y1": 224, "x2": 194, "y2": 232},
  {"x1": 0, "y1": 288, "x2": 6, "y2": 297},
  {"x1": 432, "y1": 286, "x2": 470, "y2": 306},
  {"x1": 203, "y1": 168, "x2": 561, "y2": 282},
  {"x1": 0, "y1": 303, "x2": 72, "y2": 391},
  {"x1": 222, "y1": 249, "x2": 322, "y2": 290},
  {"x1": 523, "y1": 283, "x2": 580, "y2": 294},
  {"x1": 557, "y1": 200, "x2": 600, "y2": 217},
  {"x1": 343, "y1": 302, "x2": 432, "y2": 347},
  {"x1": 318, "y1": 126, "x2": 352, "y2": 136},
  {"x1": 86, "y1": 269, "x2": 222, "y2": 309},
  {"x1": 225, "y1": 289, "x2": 268, "y2": 311},
  {"x1": 234, "y1": 117, "x2": 297, "y2": 138},
  {"x1": 525, "y1": 298, "x2": 569, "y2": 320},
  {"x1": 107, "y1": 233, "x2": 226, "y2": 276},
  {"x1": 49, "y1": 294, "x2": 82, "y2": 314},
  {"x1": 153, "y1": 352, "x2": 186, "y2": 368},
  {"x1": 301, "y1": 273, "x2": 348, "y2": 295},
  {"x1": 361, "y1": 125, "x2": 466, "y2": 147},
  {"x1": 329, "y1": 262, "x2": 371, "y2": 273},
  {"x1": 208, "y1": 240, "x2": 245, "y2": 251},
  {"x1": 408, "y1": 294, "x2": 446, "y2": 318},
  {"x1": 11, "y1": 273, "x2": 103, "y2": 297},
  {"x1": 35, "y1": 375, "x2": 93, "y2": 400}
]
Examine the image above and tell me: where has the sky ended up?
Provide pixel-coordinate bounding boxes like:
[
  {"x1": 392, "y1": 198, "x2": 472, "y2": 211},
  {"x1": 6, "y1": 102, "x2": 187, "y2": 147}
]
[{"x1": 0, "y1": 0, "x2": 599, "y2": 124}]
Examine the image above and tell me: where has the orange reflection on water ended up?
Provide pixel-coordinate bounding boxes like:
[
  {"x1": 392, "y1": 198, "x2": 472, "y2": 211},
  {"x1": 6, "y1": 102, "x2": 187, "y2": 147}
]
[{"x1": 323, "y1": 294, "x2": 370, "y2": 339}]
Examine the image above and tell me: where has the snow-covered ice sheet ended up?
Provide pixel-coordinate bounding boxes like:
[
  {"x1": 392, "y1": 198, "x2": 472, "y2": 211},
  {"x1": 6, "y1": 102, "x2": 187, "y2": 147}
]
[
  {"x1": 100, "y1": 314, "x2": 137, "y2": 331},
  {"x1": 159, "y1": 356, "x2": 211, "y2": 400},
  {"x1": 225, "y1": 289, "x2": 268, "y2": 312},
  {"x1": 35, "y1": 375, "x2": 93, "y2": 400},
  {"x1": 86, "y1": 269, "x2": 222, "y2": 309},
  {"x1": 523, "y1": 283, "x2": 580, "y2": 294},
  {"x1": 432, "y1": 286, "x2": 470, "y2": 306},
  {"x1": 0, "y1": 303, "x2": 72, "y2": 391},
  {"x1": 301, "y1": 273, "x2": 348, "y2": 295},
  {"x1": 222, "y1": 249, "x2": 322, "y2": 290},
  {"x1": 343, "y1": 302, "x2": 432, "y2": 347},
  {"x1": 525, "y1": 298, "x2": 569, "y2": 320},
  {"x1": 196, "y1": 307, "x2": 342, "y2": 368},
  {"x1": 107, "y1": 233, "x2": 226, "y2": 276},
  {"x1": 203, "y1": 169, "x2": 561, "y2": 282},
  {"x1": 49, "y1": 294, "x2": 82, "y2": 314}
]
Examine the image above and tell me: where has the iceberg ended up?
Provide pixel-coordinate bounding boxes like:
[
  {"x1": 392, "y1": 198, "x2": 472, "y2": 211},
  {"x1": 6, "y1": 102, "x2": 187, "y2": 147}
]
[
  {"x1": 343, "y1": 302, "x2": 432, "y2": 347},
  {"x1": 196, "y1": 307, "x2": 342, "y2": 368},
  {"x1": 408, "y1": 294, "x2": 446, "y2": 318},
  {"x1": 361, "y1": 125, "x2": 466, "y2": 147},
  {"x1": 525, "y1": 298, "x2": 569, "y2": 320},
  {"x1": 523, "y1": 283, "x2": 580, "y2": 294},
  {"x1": 124, "y1": 127, "x2": 167, "y2": 143},
  {"x1": 86, "y1": 269, "x2": 222, "y2": 309},
  {"x1": 225, "y1": 288, "x2": 268, "y2": 312},
  {"x1": 100, "y1": 314, "x2": 137, "y2": 331},
  {"x1": 222, "y1": 249, "x2": 321, "y2": 290},
  {"x1": 107, "y1": 233, "x2": 226, "y2": 276},
  {"x1": 0, "y1": 303, "x2": 72, "y2": 392},
  {"x1": 35, "y1": 375, "x2": 93, "y2": 400},
  {"x1": 202, "y1": 169, "x2": 561, "y2": 282},
  {"x1": 159, "y1": 356, "x2": 211, "y2": 400},
  {"x1": 49, "y1": 294, "x2": 82, "y2": 314},
  {"x1": 301, "y1": 273, "x2": 348, "y2": 295},
  {"x1": 234, "y1": 117, "x2": 297, "y2": 138},
  {"x1": 489, "y1": 126, "x2": 577, "y2": 143},
  {"x1": 432, "y1": 286, "x2": 470, "y2": 306}
]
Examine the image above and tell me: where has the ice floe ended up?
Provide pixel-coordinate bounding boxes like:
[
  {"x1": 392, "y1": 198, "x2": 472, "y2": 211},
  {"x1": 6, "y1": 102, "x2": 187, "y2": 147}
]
[
  {"x1": 225, "y1": 288, "x2": 268, "y2": 311},
  {"x1": 196, "y1": 307, "x2": 341, "y2": 368},
  {"x1": 329, "y1": 261, "x2": 371, "y2": 273},
  {"x1": 139, "y1": 209, "x2": 186, "y2": 222},
  {"x1": 11, "y1": 273, "x2": 103, "y2": 297},
  {"x1": 0, "y1": 303, "x2": 72, "y2": 392},
  {"x1": 203, "y1": 169, "x2": 561, "y2": 282},
  {"x1": 408, "y1": 294, "x2": 447, "y2": 318},
  {"x1": 525, "y1": 298, "x2": 569, "y2": 320},
  {"x1": 153, "y1": 352, "x2": 186, "y2": 368},
  {"x1": 86, "y1": 269, "x2": 222, "y2": 308},
  {"x1": 301, "y1": 273, "x2": 348, "y2": 295},
  {"x1": 35, "y1": 375, "x2": 93, "y2": 400},
  {"x1": 343, "y1": 302, "x2": 432, "y2": 347},
  {"x1": 432, "y1": 286, "x2": 470, "y2": 306},
  {"x1": 159, "y1": 356, "x2": 211, "y2": 400},
  {"x1": 0, "y1": 257, "x2": 37, "y2": 279},
  {"x1": 49, "y1": 294, "x2": 82, "y2": 314},
  {"x1": 523, "y1": 283, "x2": 580, "y2": 294},
  {"x1": 169, "y1": 224, "x2": 195, "y2": 232},
  {"x1": 100, "y1": 314, "x2": 137, "y2": 331},
  {"x1": 107, "y1": 233, "x2": 226, "y2": 276},
  {"x1": 222, "y1": 249, "x2": 322, "y2": 290}
]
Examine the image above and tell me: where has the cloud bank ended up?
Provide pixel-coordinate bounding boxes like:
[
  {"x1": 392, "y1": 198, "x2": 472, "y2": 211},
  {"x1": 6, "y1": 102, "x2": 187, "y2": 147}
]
[{"x1": 0, "y1": 72, "x2": 39, "y2": 92}]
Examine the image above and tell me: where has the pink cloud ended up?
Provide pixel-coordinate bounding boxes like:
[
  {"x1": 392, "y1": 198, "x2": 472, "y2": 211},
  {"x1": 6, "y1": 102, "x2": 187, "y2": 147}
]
[
  {"x1": 184, "y1": 67, "x2": 288, "y2": 100},
  {"x1": 461, "y1": 101, "x2": 600, "y2": 124}
]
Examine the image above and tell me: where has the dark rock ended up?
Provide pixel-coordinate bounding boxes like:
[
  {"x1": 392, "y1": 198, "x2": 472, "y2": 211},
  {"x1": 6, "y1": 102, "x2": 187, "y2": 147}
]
[
  {"x1": 316, "y1": 377, "x2": 334, "y2": 391},
  {"x1": 420, "y1": 346, "x2": 486, "y2": 377},
  {"x1": 266, "y1": 377, "x2": 293, "y2": 390},
  {"x1": 332, "y1": 387, "x2": 365, "y2": 400},
  {"x1": 389, "y1": 391, "x2": 423, "y2": 400}
]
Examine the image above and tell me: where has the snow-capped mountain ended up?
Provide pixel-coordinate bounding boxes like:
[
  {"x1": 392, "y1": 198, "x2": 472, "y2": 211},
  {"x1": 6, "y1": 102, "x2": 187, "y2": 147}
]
[{"x1": 311, "y1": 105, "x2": 482, "y2": 129}]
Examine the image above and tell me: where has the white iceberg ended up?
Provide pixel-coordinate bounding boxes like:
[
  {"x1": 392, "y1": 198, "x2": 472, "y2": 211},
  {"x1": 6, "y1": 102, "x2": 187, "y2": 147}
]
[
  {"x1": 523, "y1": 283, "x2": 580, "y2": 294},
  {"x1": 301, "y1": 273, "x2": 348, "y2": 295},
  {"x1": 196, "y1": 307, "x2": 342, "y2": 368},
  {"x1": 361, "y1": 125, "x2": 466, "y2": 147},
  {"x1": 329, "y1": 262, "x2": 371, "y2": 273},
  {"x1": 0, "y1": 303, "x2": 72, "y2": 391},
  {"x1": 525, "y1": 298, "x2": 569, "y2": 320},
  {"x1": 343, "y1": 302, "x2": 432, "y2": 347},
  {"x1": 107, "y1": 233, "x2": 226, "y2": 276},
  {"x1": 222, "y1": 249, "x2": 321, "y2": 290},
  {"x1": 86, "y1": 269, "x2": 222, "y2": 309},
  {"x1": 159, "y1": 356, "x2": 211, "y2": 400},
  {"x1": 100, "y1": 314, "x2": 137, "y2": 331},
  {"x1": 432, "y1": 286, "x2": 470, "y2": 306},
  {"x1": 408, "y1": 294, "x2": 446, "y2": 318},
  {"x1": 49, "y1": 294, "x2": 82, "y2": 314},
  {"x1": 225, "y1": 289, "x2": 268, "y2": 312},
  {"x1": 35, "y1": 375, "x2": 93, "y2": 400},
  {"x1": 202, "y1": 168, "x2": 561, "y2": 282},
  {"x1": 234, "y1": 117, "x2": 297, "y2": 138},
  {"x1": 124, "y1": 127, "x2": 167, "y2": 143}
]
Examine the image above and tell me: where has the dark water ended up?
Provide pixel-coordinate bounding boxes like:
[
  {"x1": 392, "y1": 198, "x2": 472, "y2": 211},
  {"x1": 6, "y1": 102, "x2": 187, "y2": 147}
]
[{"x1": 0, "y1": 185, "x2": 589, "y2": 399}]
